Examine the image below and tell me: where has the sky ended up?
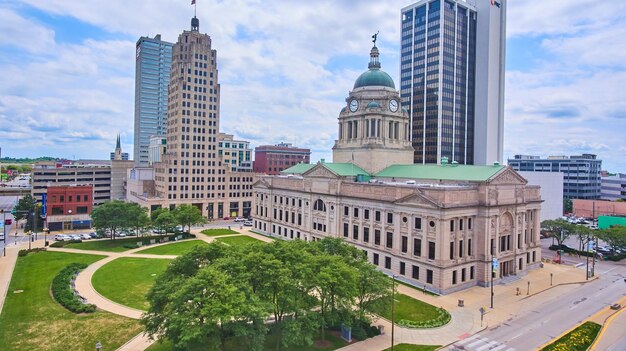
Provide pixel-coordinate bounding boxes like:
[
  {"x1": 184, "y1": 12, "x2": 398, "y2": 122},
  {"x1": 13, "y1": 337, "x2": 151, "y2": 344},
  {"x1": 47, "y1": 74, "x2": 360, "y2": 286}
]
[{"x1": 0, "y1": 0, "x2": 625, "y2": 172}]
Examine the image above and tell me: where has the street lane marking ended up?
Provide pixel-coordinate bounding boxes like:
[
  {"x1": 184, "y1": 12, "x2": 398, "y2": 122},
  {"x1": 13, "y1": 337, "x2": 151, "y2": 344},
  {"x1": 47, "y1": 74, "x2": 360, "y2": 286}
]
[
  {"x1": 456, "y1": 334, "x2": 480, "y2": 345},
  {"x1": 466, "y1": 338, "x2": 489, "y2": 348},
  {"x1": 476, "y1": 341, "x2": 499, "y2": 351},
  {"x1": 510, "y1": 333, "x2": 523, "y2": 340},
  {"x1": 490, "y1": 345, "x2": 509, "y2": 351}
]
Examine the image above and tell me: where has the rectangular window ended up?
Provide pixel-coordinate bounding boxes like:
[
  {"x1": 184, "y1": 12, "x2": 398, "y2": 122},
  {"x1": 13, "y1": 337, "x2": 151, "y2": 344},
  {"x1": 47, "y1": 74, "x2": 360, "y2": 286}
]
[
  {"x1": 387, "y1": 213, "x2": 393, "y2": 224},
  {"x1": 385, "y1": 256, "x2": 391, "y2": 269},
  {"x1": 374, "y1": 230, "x2": 381, "y2": 245},
  {"x1": 468, "y1": 218, "x2": 472, "y2": 229},
  {"x1": 490, "y1": 238, "x2": 495, "y2": 255},
  {"x1": 427, "y1": 269, "x2": 433, "y2": 284},
  {"x1": 353, "y1": 225, "x2": 359, "y2": 240},
  {"x1": 450, "y1": 242, "x2": 454, "y2": 259},
  {"x1": 459, "y1": 240, "x2": 464, "y2": 258},
  {"x1": 459, "y1": 219, "x2": 464, "y2": 230},
  {"x1": 532, "y1": 251, "x2": 536, "y2": 262},
  {"x1": 470, "y1": 266, "x2": 475, "y2": 279},
  {"x1": 298, "y1": 213, "x2": 302, "y2": 225},
  {"x1": 364, "y1": 209, "x2": 370, "y2": 220},
  {"x1": 450, "y1": 220, "x2": 454, "y2": 232},
  {"x1": 428, "y1": 241, "x2": 436, "y2": 260},
  {"x1": 386, "y1": 232, "x2": 393, "y2": 248},
  {"x1": 518, "y1": 234, "x2": 522, "y2": 249},
  {"x1": 373, "y1": 253, "x2": 379, "y2": 265},
  {"x1": 401, "y1": 236, "x2": 408, "y2": 253},
  {"x1": 363, "y1": 227, "x2": 370, "y2": 242},
  {"x1": 412, "y1": 265, "x2": 419, "y2": 280},
  {"x1": 414, "y1": 217, "x2": 422, "y2": 230},
  {"x1": 413, "y1": 238, "x2": 422, "y2": 257},
  {"x1": 468, "y1": 239, "x2": 472, "y2": 256},
  {"x1": 500, "y1": 236, "x2": 506, "y2": 252},
  {"x1": 375, "y1": 211, "x2": 381, "y2": 222},
  {"x1": 344, "y1": 206, "x2": 349, "y2": 216},
  {"x1": 343, "y1": 223, "x2": 349, "y2": 238},
  {"x1": 353, "y1": 208, "x2": 359, "y2": 218},
  {"x1": 452, "y1": 271, "x2": 457, "y2": 284},
  {"x1": 400, "y1": 262, "x2": 406, "y2": 275},
  {"x1": 461, "y1": 268, "x2": 466, "y2": 282}
]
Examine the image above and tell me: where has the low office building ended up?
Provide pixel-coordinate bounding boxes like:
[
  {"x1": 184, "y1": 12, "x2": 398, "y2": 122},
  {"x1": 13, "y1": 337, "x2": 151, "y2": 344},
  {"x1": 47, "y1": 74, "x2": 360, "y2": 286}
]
[
  {"x1": 601, "y1": 173, "x2": 626, "y2": 201},
  {"x1": 32, "y1": 161, "x2": 111, "y2": 206},
  {"x1": 45, "y1": 184, "x2": 93, "y2": 231},
  {"x1": 254, "y1": 142, "x2": 311, "y2": 175},
  {"x1": 219, "y1": 133, "x2": 253, "y2": 172},
  {"x1": 573, "y1": 199, "x2": 626, "y2": 219},
  {"x1": 508, "y1": 154, "x2": 602, "y2": 200},
  {"x1": 253, "y1": 45, "x2": 543, "y2": 294},
  {"x1": 517, "y1": 171, "x2": 563, "y2": 221}
]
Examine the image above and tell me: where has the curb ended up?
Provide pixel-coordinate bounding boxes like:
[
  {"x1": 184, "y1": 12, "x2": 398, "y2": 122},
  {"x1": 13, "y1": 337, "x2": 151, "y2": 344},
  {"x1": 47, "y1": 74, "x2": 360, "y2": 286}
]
[
  {"x1": 436, "y1": 325, "x2": 489, "y2": 350},
  {"x1": 521, "y1": 275, "x2": 598, "y2": 300},
  {"x1": 588, "y1": 302, "x2": 626, "y2": 350}
]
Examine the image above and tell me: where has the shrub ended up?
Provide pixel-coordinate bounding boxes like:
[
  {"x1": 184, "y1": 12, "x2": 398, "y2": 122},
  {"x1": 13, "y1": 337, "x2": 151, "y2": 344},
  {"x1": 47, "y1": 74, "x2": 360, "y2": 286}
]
[
  {"x1": 350, "y1": 318, "x2": 380, "y2": 340},
  {"x1": 49, "y1": 240, "x2": 82, "y2": 248},
  {"x1": 607, "y1": 252, "x2": 626, "y2": 261},
  {"x1": 51, "y1": 263, "x2": 97, "y2": 313},
  {"x1": 18, "y1": 248, "x2": 47, "y2": 257},
  {"x1": 123, "y1": 244, "x2": 139, "y2": 249},
  {"x1": 396, "y1": 307, "x2": 451, "y2": 329}
]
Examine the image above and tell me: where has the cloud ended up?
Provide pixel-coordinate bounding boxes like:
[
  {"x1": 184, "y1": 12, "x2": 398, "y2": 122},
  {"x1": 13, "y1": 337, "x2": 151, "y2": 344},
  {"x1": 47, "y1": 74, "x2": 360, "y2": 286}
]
[{"x1": 0, "y1": 7, "x2": 55, "y2": 53}]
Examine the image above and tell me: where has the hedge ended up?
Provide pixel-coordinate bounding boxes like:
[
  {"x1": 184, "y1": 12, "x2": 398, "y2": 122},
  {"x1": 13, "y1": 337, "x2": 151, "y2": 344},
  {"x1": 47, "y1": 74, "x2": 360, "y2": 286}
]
[
  {"x1": 51, "y1": 263, "x2": 96, "y2": 313},
  {"x1": 17, "y1": 248, "x2": 47, "y2": 257},
  {"x1": 396, "y1": 307, "x2": 451, "y2": 329}
]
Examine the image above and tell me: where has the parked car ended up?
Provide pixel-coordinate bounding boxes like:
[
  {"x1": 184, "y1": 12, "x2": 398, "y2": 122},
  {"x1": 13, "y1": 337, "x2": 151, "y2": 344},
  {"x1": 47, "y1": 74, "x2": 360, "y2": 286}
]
[
  {"x1": 80, "y1": 233, "x2": 92, "y2": 240},
  {"x1": 223, "y1": 217, "x2": 230, "y2": 220},
  {"x1": 54, "y1": 234, "x2": 69, "y2": 241},
  {"x1": 70, "y1": 235, "x2": 82, "y2": 241},
  {"x1": 4, "y1": 218, "x2": 12, "y2": 225},
  {"x1": 88, "y1": 232, "x2": 98, "y2": 239},
  {"x1": 234, "y1": 217, "x2": 245, "y2": 223},
  {"x1": 152, "y1": 228, "x2": 166, "y2": 234},
  {"x1": 243, "y1": 220, "x2": 253, "y2": 227},
  {"x1": 115, "y1": 232, "x2": 127, "y2": 237}
]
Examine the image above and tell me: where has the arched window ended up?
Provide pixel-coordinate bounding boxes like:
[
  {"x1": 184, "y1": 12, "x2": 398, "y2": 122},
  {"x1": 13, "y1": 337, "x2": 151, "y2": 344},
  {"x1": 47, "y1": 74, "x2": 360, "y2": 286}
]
[{"x1": 313, "y1": 199, "x2": 326, "y2": 212}]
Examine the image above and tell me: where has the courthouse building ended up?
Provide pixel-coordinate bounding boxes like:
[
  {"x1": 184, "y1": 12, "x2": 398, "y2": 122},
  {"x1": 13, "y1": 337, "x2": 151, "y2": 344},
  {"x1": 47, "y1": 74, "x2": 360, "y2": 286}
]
[{"x1": 252, "y1": 44, "x2": 542, "y2": 294}]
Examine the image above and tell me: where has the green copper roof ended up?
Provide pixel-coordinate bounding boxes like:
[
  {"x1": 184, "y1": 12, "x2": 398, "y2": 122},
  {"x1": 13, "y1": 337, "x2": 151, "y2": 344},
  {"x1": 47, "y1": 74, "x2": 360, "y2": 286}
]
[
  {"x1": 375, "y1": 164, "x2": 506, "y2": 182},
  {"x1": 281, "y1": 163, "x2": 315, "y2": 174},
  {"x1": 354, "y1": 69, "x2": 395, "y2": 89},
  {"x1": 282, "y1": 162, "x2": 368, "y2": 177},
  {"x1": 367, "y1": 101, "x2": 380, "y2": 108}
]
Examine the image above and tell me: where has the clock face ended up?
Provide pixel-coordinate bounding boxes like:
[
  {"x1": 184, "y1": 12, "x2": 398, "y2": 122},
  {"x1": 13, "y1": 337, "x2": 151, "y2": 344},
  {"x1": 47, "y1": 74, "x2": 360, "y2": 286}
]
[
  {"x1": 349, "y1": 99, "x2": 359, "y2": 112},
  {"x1": 389, "y1": 99, "x2": 398, "y2": 112}
]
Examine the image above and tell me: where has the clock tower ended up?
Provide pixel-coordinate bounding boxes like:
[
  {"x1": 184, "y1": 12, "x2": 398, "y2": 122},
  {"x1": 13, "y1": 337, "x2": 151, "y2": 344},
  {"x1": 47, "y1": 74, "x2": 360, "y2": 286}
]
[{"x1": 332, "y1": 44, "x2": 414, "y2": 174}]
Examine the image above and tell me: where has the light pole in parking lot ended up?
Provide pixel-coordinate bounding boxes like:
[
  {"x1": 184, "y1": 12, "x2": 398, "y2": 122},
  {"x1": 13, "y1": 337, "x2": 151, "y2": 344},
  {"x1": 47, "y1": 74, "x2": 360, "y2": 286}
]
[{"x1": 1, "y1": 209, "x2": 6, "y2": 256}]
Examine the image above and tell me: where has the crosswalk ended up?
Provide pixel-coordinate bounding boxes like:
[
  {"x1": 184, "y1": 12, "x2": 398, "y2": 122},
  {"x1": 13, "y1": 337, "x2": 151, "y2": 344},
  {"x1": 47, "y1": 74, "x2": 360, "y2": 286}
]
[{"x1": 449, "y1": 334, "x2": 515, "y2": 351}]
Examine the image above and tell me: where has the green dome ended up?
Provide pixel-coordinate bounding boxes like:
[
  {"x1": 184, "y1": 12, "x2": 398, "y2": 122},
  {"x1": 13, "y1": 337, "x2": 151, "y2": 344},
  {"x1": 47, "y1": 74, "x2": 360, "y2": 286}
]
[
  {"x1": 354, "y1": 69, "x2": 395, "y2": 89},
  {"x1": 367, "y1": 101, "x2": 380, "y2": 108}
]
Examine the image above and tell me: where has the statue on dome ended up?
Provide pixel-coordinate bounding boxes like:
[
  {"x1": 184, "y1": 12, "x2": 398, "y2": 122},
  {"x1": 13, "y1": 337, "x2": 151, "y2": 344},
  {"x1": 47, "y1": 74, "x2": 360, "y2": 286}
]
[{"x1": 372, "y1": 31, "x2": 379, "y2": 45}]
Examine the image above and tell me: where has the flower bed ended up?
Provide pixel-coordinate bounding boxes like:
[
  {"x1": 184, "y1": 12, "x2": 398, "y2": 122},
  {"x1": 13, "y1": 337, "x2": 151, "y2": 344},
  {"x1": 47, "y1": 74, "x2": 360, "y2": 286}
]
[{"x1": 540, "y1": 321, "x2": 601, "y2": 351}]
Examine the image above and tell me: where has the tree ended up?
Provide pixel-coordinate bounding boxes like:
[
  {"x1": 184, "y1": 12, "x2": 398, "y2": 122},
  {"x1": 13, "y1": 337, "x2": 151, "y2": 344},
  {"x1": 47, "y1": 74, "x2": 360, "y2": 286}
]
[
  {"x1": 126, "y1": 203, "x2": 151, "y2": 236},
  {"x1": 172, "y1": 204, "x2": 205, "y2": 232},
  {"x1": 14, "y1": 193, "x2": 37, "y2": 231},
  {"x1": 571, "y1": 224, "x2": 592, "y2": 252},
  {"x1": 541, "y1": 219, "x2": 575, "y2": 262},
  {"x1": 91, "y1": 200, "x2": 132, "y2": 240},
  {"x1": 354, "y1": 261, "x2": 391, "y2": 320},
  {"x1": 596, "y1": 226, "x2": 626, "y2": 253},
  {"x1": 154, "y1": 210, "x2": 176, "y2": 234},
  {"x1": 563, "y1": 198, "x2": 573, "y2": 214}
]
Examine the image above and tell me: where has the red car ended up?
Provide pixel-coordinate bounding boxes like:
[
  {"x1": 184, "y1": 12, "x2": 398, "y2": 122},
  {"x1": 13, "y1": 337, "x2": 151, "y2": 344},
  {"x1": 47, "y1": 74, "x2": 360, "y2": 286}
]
[{"x1": 4, "y1": 219, "x2": 13, "y2": 225}]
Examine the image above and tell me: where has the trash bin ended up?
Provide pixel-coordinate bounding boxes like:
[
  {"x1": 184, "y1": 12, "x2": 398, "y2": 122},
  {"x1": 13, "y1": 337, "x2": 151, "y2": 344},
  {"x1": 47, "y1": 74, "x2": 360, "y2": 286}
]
[
  {"x1": 45, "y1": 241, "x2": 49, "y2": 247},
  {"x1": 458, "y1": 299, "x2": 464, "y2": 307},
  {"x1": 378, "y1": 325, "x2": 384, "y2": 335}
]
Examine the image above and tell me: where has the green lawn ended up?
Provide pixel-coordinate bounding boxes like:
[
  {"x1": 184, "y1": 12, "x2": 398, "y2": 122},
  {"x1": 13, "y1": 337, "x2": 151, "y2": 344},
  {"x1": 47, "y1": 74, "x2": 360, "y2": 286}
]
[
  {"x1": 134, "y1": 240, "x2": 208, "y2": 255},
  {"x1": 63, "y1": 236, "x2": 192, "y2": 252},
  {"x1": 0, "y1": 251, "x2": 143, "y2": 351},
  {"x1": 383, "y1": 344, "x2": 441, "y2": 351},
  {"x1": 215, "y1": 235, "x2": 263, "y2": 246},
  {"x1": 145, "y1": 330, "x2": 347, "y2": 351},
  {"x1": 368, "y1": 294, "x2": 451, "y2": 328},
  {"x1": 200, "y1": 228, "x2": 240, "y2": 236},
  {"x1": 541, "y1": 321, "x2": 601, "y2": 351},
  {"x1": 92, "y1": 257, "x2": 171, "y2": 310}
]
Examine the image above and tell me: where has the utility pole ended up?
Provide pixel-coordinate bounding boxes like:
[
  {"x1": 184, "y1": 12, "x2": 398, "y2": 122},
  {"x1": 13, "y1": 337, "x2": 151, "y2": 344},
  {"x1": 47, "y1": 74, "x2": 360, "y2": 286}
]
[{"x1": 391, "y1": 274, "x2": 396, "y2": 351}]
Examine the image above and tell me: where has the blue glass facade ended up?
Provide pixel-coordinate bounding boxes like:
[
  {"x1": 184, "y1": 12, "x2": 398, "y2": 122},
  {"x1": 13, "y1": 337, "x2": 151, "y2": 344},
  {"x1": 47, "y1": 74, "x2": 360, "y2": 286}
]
[
  {"x1": 133, "y1": 35, "x2": 173, "y2": 166},
  {"x1": 401, "y1": 0, "x2": 476, "y2": 164}
]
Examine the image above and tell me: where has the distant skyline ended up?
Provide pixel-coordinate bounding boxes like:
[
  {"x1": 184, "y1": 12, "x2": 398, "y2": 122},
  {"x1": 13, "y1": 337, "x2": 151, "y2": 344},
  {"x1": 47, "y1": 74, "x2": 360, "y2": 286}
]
[{"x1": 0, "y1": 1, "x2": 625, "y2": 172}]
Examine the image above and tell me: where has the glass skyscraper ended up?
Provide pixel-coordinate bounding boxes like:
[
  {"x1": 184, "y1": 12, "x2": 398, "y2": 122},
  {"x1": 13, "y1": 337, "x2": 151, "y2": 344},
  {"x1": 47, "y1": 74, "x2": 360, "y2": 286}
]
[
  {"x1": 401, "y1": 0, "x2": 506, "y2": 165},
  {"x1": 133, "y1": 34, "x2": 173, "y2": 166}
]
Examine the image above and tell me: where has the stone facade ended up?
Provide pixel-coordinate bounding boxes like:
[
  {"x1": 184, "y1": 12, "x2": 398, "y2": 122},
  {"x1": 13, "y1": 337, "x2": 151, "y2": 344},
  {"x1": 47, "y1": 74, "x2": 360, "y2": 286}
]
[{"x1": 253, "y1": 165, "x2": 542, "y2": 295}]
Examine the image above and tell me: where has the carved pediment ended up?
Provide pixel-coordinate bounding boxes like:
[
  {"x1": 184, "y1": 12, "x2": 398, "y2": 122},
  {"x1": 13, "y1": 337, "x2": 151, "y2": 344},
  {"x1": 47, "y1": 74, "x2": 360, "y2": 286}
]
[
  {"x1": 488, "y1": 168, "x2": 527, "y2": 185},
  {"x1": 303, "y1": 164, "x2": 339, "y2": 179},
  {"x1": 252, "y1": 178, "x2": 271, "y2": 189},
  {"x1": 394, "y1": 191, "x2": 440, "y2": 209}
]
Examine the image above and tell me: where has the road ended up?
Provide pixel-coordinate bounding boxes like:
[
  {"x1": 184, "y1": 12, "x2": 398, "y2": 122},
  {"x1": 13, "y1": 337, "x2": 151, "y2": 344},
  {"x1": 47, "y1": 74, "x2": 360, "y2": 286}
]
[{"x1": 447, "y1": 263, "x2": 626, "y2": 351}]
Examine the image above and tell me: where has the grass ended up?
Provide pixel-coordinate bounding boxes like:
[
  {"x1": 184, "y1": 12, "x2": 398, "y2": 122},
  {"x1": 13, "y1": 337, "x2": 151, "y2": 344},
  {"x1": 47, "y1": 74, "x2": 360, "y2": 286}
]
[
  {"x1": 540, "y1": 321, "x2": 601, "y2": 351},
  {"x1": 92, "y1": 257, "x2": 171, "y2": 310},
  {"x1": 200, "y1": 228, "x2": 240, "y2": 237},
  {"x1": 368, "y1": 294, "x2": 450, "y2": 328},
  {"x1": 134, "y1": 240, "x2": 208, "y2": 255},
  {"x1": 383, "y1": 345, "x2": 441, "y2": 351},
  {"x1": 215, "y1": 235, "x2": 263, "y2": 246},
  {"x1": 145, "y1": 330, "x2": 347, "y2": 351},
  {"x1": 0, "y1": 251, "x2": 143, "y2": 351},
  {"x1": 63, "y1": 235, "x2": 192, "y2": 252},
  {"x1": 395, "y1": 279, "x2": 438, "y2": 296}
]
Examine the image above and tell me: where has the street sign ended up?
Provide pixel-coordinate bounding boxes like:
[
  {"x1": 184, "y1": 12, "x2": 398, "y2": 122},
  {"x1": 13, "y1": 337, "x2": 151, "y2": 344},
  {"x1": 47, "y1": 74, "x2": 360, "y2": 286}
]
[
  {"x1": 492, "y1": 258, "x2": 499, "y2": 272},
  {"x1": 587, "y1": 241, "x2": 595, "y2": 252}
]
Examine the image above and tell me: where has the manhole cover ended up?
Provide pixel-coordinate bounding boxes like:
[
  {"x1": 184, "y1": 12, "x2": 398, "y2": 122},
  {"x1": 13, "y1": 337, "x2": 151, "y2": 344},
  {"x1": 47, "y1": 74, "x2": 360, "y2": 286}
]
[{"x1": 13, "y1": 290, "x2": 24, "y2": 294}]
